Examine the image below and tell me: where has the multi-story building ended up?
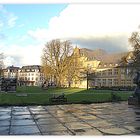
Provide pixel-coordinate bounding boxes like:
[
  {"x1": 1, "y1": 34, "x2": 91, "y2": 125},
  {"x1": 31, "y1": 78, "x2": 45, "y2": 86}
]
[
  {"x1": 70, "y1": 47, "x2": 135, "y2": 89},
  {"x1": 3, "y1": 65, "x2": 45, "y2": 86},
  {"x1": 2, "y1": 48, "x2": 135, "y2": 88},
  {"x1": 94, "y1": 62, "x2": 134, "y2": 88},
  {"x1": 18, "y1": 65, "x2": 45, "y2": 86},
  {"x1": 3, "y1": 65, "x2": 19, "y2": 78}
]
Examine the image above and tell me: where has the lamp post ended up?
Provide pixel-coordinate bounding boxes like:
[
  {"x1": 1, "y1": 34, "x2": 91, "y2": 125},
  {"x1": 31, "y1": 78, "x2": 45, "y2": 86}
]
[
  {"x1": 86, "y1": 65, "x2": 91, "y2": 90},
  {"x1": 87, "y1": 70, "x2": 89, "y2": 90}
]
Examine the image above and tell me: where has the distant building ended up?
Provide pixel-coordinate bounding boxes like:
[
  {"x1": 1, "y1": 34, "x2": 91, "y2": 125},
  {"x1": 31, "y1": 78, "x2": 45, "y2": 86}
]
[
  {"x1": 3, "y1": 65, "x2": 45, "y2": 86},
  {"x1": 3, "y1": 65, "x2": 19, "y2": 79},
  {"x1": 18, "y1": 65, "x2": 45, "y2": 86},
  {"x1": 69, "y1": 47, "x2": 135, "y2": 89},
  {"x1": 2, "y1": 49, "x2": 135, "y2": 88}
]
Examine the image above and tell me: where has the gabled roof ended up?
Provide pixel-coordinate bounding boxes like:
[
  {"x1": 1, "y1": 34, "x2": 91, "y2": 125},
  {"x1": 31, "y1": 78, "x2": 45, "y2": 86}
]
[{"x1": 21, "y1": 65, "x2": 41, "y2": 69}]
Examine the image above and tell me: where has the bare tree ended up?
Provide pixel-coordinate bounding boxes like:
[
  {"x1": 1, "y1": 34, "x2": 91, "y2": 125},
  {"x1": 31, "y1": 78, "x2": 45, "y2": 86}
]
[
  {"x1": 64, "y1": 50, "x2": 80, "y2": 87},
  {"x1": 0, "y1": 53, "x2": 4, "y2": 77},
  {"x1": 41, "y1": 39, "x2": 77, "y2": 87},
  {"x1": 128, "y1": 32, "x2": 140, "y2": 70},
  {"x1": 119, "y1": 32, "x2": 140, "y2": 72}
]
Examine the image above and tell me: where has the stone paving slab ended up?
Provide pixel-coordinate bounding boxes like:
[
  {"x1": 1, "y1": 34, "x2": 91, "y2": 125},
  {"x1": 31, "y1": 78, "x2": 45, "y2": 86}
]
[
  {"x1": 0, "y1": 120, "x2": 10, "y2": 126},
  {"x1": 42, "y1": 130, "x2": 73, "y2": 135},
  {"x1": 0, "y1": 107, "x2": 11, "y2": 112},
  {"x1": 0, "y1": 111, "x2": 11, "y2": 115},
  {"x1": 0, "y1": 115, "x2": 11, "y2": 120},
  {"x1": 30, "y1": 110, "x2": 48, "y2": 114},
  {"x1": 12, "y1": 111, "x2": 30, "y2": 115},
  {"x1": 72, "y1": 128, "x2": 103, "y2": 135},
  {"x1": 65, "y1": 122, "x2": 92, "y2": 129},
  {"x1": 123, "y1": 125, "x2": 136, "y2": 132},
  {"x1": 57, "y1": 116, "x2": 80, "y2": 123},
  {"x1": 36, "y1": 118, "x2": 60, "y2": 125},
  {"x1": 86, "y1": 119, "x2": 115, "y2": 128},
  {"x1": 11, "y1": 119, "x2": 36, "y2": 126},
  {"x1": 0, "y1": 126, "x2": 9, "y2": 135},
  {"x1": 76, "y1": 114, "x2": 97, "y2": 120},
  {"x1": 10, "y1": 125, "x2": 40, "y2": 135},
  {"x1": 98, "y1": 126, "x2": 132, "y2": 135},
  {"x1": 38, "y1": 123, "x2": 68, "y2": 132},
  {"x1": 12, "y1": 106, "x2": 28, "y2": 111},
  {"x1": 0, "y1": 102, "x2": 139, "y2": 135},
  {"x1": 33, "y1": 114, "x2": 53, "y2": 119},
  {"x1": 12, "y1": 114, "x2": 33, "y2": 120}
]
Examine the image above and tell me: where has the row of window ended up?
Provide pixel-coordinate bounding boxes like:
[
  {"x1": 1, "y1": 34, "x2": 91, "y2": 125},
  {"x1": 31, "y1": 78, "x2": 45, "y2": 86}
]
[
  {"x1": 19, "y1": 73, "x2": 44, "y2": 76},
  {"x1": 96, "y1": 69, "x2": 119, "y2": 76},
  {"x1": 19, "y1": 77, "x2": 44, "y2": 81},
  {"x1": 96, "y1": 78, "x2": 133, "y2": 86}
]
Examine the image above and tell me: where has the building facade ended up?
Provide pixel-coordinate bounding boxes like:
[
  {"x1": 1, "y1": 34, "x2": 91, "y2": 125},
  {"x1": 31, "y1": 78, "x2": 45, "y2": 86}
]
[
  {"x1": 18, "y1": 65, "x2": 45, "y2": 86},
  {"x1": 2, "y1": 49, "x2": 135, "y2": 88},
  {"x1": 94, "y1": 63, "x2": 134, "y2": 88},
  {"x1": 3, "y1": 65, "x2": 19, "y2": 79},
  {"x1": 3, "y1": 65, "x2": 45, "y2": 86},
  {"x1": 70, "y1": 48, "x2": 135, "y2": 89}
]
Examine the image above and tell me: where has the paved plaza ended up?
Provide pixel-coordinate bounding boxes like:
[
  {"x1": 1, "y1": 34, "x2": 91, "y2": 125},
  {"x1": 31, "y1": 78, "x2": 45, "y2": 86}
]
[{"x1": 0, "y1": 101, "x2": 140, "y2": 135}]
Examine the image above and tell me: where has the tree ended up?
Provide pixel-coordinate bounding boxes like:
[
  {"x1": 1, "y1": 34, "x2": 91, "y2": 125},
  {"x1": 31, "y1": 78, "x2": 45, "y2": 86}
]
[
  {"x1": 128, "y1": 32, "x2": 140, "y2": 70},
  {"x1": 119, "y1": 31, "x2": 140, "y2": 74},
  {"x1": 64, "y1": 48, "x2": 80, "y2": 87},
  {"x1": 41, "y1": 39, "x2": 79, "y2": 87},
  {"x1": 0, "y1": 53, "x2": 4, "y2": 77}
]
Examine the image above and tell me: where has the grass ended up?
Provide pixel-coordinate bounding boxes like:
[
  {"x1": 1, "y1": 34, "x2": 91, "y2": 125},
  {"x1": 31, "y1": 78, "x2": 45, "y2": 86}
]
[{"x1": 0, "y1": 86, "x2": 133, "y2": 105}]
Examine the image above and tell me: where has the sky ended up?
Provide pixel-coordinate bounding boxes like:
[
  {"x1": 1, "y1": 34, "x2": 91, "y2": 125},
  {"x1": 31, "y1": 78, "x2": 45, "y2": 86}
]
[{"x1": 1, "y1": 3, "x2": 140, "y2": 67}]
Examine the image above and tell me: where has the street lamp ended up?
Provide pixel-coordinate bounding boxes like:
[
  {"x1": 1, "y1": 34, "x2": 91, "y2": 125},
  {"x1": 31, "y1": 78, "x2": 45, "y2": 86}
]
[{"x1": 86, "y1": 65, "x2": 92, "y2": 90}]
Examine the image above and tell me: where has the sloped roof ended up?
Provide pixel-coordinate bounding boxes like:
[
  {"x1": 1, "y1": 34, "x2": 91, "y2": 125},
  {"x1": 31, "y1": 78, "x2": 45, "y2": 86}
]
[
  {"x1": 6, "y1": 65, "x2": 20, "y2": 70},
  {"x1": 21, "y1": 65, "x2": 41, "y2": 69}
]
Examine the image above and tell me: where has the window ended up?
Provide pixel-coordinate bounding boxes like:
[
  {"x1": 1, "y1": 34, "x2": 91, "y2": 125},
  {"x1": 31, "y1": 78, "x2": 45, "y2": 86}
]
[
  {"x1": 114, "y1": 69, "x2": 118, "y2": 75},
  {"x1": 108, "y1": 79, "x2": 112, "y2": 86},
  {"x1": 114, "y1": 79, "x2": 119, "y2": 85},
  {"x1": 102, "y1": 71, "x2": 106, "y2": 76},
  {"x1": 102, "y1": 79, "x2": 106, "y2": 86},
  {"x1": 97, "y1": 79, "x2": 101, "y2": 86},
  {"x1": 97, "y1": 71, "x2": 101, "y2": 76},
  {"x1": 32, "y1": 77, "x2": 34, "y2": 80},
  {"x1": 108, "y1": 69, "x2": 112, "y2": 75},
  {"x1": 121, "y1": 80, "x2": 125, "y2": 86}
]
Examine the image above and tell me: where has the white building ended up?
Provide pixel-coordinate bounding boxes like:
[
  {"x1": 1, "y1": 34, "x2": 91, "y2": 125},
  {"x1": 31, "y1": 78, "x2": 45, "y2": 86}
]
[
  {"x1": 3, "y1": 65, "x2": 19, "y2": 79},
  {"x1": 3, "y1": 65, "x2": 45, "y2": 86},
  {"x1": 18, "y1": 65, "x2": 45, "y2": 86}
]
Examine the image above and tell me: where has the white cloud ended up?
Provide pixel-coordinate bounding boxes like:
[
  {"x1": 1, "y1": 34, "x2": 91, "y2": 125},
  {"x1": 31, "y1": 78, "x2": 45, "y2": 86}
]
[
  {"x1": 28, "y1": 4, "x2": 140, "y2": 51},
  {"x1": 28, "y1": 28, "x2": 48, "y2": 41},
  {"x1": 3, "y1": 43, "x2": 44, "y2": 67},
  {"x1": 7, "y1": 13, "x2": 18, "y2": 28},
  {"x1": 0, "y1": 4, "x2": 18, "y2": 29},
  {"x1": 3, "y1": 4, "x2": 140, "y2": 67}
]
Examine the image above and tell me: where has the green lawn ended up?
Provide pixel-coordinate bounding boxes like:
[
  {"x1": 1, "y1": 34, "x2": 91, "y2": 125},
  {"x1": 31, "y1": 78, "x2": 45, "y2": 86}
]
[{"x1": 0, "y1": 86, "x2": 133, "y2": 105}]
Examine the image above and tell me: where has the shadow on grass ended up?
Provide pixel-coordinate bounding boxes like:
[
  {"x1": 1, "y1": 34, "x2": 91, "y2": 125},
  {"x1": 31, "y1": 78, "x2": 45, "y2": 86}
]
[{"x1": 0, "y1": 87, "x2": 133, "y2": 106}]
